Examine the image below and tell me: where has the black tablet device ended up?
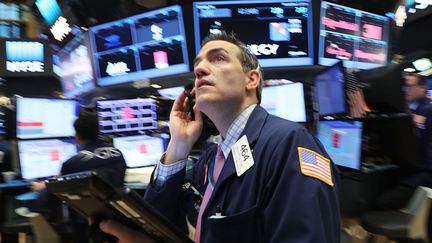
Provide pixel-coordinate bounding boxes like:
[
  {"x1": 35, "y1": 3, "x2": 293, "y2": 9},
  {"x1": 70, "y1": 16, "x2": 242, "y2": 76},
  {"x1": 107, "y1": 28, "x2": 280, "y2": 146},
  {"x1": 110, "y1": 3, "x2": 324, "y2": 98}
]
[{"x1": 45, "y1": 171, "x2": 193, "y2": 243}]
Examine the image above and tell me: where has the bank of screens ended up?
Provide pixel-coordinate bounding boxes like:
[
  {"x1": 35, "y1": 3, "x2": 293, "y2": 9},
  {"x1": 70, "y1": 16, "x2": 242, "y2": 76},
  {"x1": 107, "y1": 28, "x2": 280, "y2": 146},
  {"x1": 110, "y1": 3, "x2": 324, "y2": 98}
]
[
  {"x1": 57, "y1": 30, "x2": 95, "y2": 98},
  {"x1": 17, "y1": 138, "x2": 78, "y2": 180},
  {"x1": 316, "y1": 121, "x2": 363, "y2": 170},
  {"x1": 97, "y1": 98, "x2": 157, "y2": 134},
  {"x1": 88, "y1": 5, "x2": 190, "y2": 86},
  {"x1": 113, "y1": 135, "x2": 166, "y2": 168},
  {"x1": 318, "y1": 1, "x2": 389, "y2": 69},
  {"x1": 193, "y1": 0, "x2": 313, "y2": 67},
  {"x1": 261, "y1": 82, "x2": 306, "y2": 122},
  {"x1": 16, "y1": 97, "x2": 79, "y2": 139},
  {"x1": 314, "y1": 62, "x2": 347, "y2": 117}
]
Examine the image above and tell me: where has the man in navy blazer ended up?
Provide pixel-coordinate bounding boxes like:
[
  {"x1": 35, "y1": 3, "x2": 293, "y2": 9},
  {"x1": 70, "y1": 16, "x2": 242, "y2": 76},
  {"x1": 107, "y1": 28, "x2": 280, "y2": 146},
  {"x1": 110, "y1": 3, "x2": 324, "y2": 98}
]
[
  {"x1": 100, "y1": 32, "x2": 341, "y2": 243},
  {"x1": 377, "y1": 73, "x2": 432, "y2": 209}
]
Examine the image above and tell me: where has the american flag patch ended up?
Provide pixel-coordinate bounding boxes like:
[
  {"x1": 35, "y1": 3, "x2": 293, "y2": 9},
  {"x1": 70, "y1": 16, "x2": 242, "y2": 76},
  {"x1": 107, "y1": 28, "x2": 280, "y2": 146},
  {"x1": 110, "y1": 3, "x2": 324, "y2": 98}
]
[{"x1": 298, "y1": 147, "x2": 333, "y2": 186}]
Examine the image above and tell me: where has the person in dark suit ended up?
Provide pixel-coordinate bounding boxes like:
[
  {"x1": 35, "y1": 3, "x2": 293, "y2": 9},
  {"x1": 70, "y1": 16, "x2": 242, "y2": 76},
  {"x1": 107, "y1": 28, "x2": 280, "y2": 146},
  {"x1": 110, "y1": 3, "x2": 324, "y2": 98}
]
[
  {"x1": 99, "y1": 32, "x2": 341, "y2": 243},
  {"x1": 31, "y1": 114, "x2": 127, "y2": 243},
  {"x1": 376, "y1": 73, "x2": 432, "y2": 209}
]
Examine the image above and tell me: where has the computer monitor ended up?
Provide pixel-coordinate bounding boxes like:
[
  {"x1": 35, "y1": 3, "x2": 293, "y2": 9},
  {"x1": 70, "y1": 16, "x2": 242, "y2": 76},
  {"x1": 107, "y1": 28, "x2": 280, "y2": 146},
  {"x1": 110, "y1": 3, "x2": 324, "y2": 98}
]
[
  {"x1": 97, "y1": 98, "x2": 157, "y2": 134},
  {"x1": 158, "y1": 86, "x2": 184, "y2": 100},
  {"x1": 314, "y1": 62, "x2": 347, "y2": 117},
  {"x1": 88, "y1": 5, "x2": 190, "y2": 86},
  {"x1": 318, "y1": 1, "x2": 389, "y2": 69},
  {"x1": 261, "y1": 82, "x2": 307, "y2": 122},
  {"x1": 113, "y1": 134, "x2": 166, "y2": 168},
  {"x1": 17, "y1": 138, "x2": 78, "y2": 180},
  {"x1": 316, "y1": 120, "x2": 363, "y2": 170},
  {"x1": 16, "y1": 97, "x2": 79, "y2": 139},
  {"x1": 57, "y1": 29, "x2": 95, "y2": 98},
  {"x1": 193, "y1": 0, "x2": 314, "y2": 68}
]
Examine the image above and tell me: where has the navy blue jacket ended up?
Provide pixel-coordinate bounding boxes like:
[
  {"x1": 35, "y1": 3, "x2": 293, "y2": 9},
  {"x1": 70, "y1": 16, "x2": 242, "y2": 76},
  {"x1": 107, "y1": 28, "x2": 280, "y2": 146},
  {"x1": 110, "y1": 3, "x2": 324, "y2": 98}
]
[
  {"x1": 412, "y1": 97, "x2": 432, "y2": 169},
  {"x1": 145, "y1": 106, "x2": 340, "y2": 243},
  {"x1": 61, "y1": 141, "x2": 126, "y2": 187}
]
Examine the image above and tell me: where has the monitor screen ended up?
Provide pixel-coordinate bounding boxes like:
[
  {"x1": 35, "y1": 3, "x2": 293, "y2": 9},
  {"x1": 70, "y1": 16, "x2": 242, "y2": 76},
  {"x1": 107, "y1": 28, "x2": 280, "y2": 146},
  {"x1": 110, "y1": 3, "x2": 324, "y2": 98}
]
[
  {"x1": 34, "y1": 0, "x2": 62, "y2": 26},
  {"x1": 97, "y1": 98, "x2": 157, "y2": 133},
  {"x1": 193, "y1": 0, "x2": 314, "y2": 67},
  {"x1": 0, "y1": 39, "x2": 54, "y2": 77},
  {"x1": 57, "y1": 29, "x2": 95, "y2": 98},
  {"x1": 17, "y1": 138, "x2": 78, "y2": 180},
  {"x1": 158, "y1": 86, "x2": 184, "y2": 100},
  {"x1": 316, "y1": 120, "x2": 363, "y2": 170},
  {"x1": 314, "y1": 62, "x2": 347, "y2": 117},
  {"x1": 405, "y1": 1, "x2": 432, "y2": 24},
  {"x1": 88, "y1": 5, "x2": 190, "y2": 86},
  {"x1": 16, "y1": 97, "x2": 79, "y2": 139},
  {"x1": 261, "y1": 82, "x2": 306, "y2": 122},
  {"x1": 318, "y1": 1, "x2": 389, "y2": 69},
  {"x1": 113, "y1": 134, "x2": 166, "y2": 167}
]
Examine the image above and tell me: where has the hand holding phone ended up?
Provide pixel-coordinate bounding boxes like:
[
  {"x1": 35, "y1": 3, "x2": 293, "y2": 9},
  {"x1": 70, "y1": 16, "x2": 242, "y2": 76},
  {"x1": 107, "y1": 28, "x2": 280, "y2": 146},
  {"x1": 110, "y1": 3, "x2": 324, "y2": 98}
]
[{"x1": 164, "y1": 87, "x2": 203, "y2": 164}]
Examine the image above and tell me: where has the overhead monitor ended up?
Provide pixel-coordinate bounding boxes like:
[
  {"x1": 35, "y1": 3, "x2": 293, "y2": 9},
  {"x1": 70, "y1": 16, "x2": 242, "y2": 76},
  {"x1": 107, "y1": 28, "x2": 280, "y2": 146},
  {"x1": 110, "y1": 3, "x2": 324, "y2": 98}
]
[
  {"x1": 0, "y1": 39, "x2": 54, "y2": 77},
  {"x1": 113, "y1": 134, "x2": 166, "y2": 168},
  {"x1": 97, "y1": 98, "x2": 157, "y2": 134},
  {"x1": 88, "y1": 5, "x2": 190, "y2": 86},
  {"x1": 316, "y1": 120, "x2": 363, "y2": 170},
  {"x1": 314, "y1": 62, "x2": 347, "y2": 117},
  {"x1": 318, "y1": 1, "x2": 389, "y2": 69},
  {"x1": 17, "y1": 138, "x2": 78, "y2": 180},
  {"x1": 261, "y1": 82, "x2": 307, "y2": 122},
  {"x1": 16, "y1": 97, "x2": 79, "y2": 139},
  {"x1": 34, "y1": 0, "x2": 62, "y2": 26},
  {"x1": 193, "y1": 0, "x2": 314, "y2": 68},
  {"x1": 57, "y1": 29, "x2": 96, "y2": 98},
  {"x1": 405, "y1": 0, "x2": 432, "y2": 23}
]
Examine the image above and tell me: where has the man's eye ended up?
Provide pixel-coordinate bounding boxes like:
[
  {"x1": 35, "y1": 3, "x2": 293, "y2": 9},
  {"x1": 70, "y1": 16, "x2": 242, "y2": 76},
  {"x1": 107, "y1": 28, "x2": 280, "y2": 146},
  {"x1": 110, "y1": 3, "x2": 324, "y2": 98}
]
[{"x1": 216, "y1": 56, "x2": 225, "y2": 62}]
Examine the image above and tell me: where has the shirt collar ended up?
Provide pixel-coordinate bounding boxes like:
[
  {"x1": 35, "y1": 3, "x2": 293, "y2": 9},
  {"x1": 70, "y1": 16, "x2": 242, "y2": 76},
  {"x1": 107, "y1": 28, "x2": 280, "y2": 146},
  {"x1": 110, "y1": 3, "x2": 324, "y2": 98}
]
[
  {"x1": 219, "y1": 104, "x2": 257, "y2": 158},
  {"x1": 409, "y1": 101, "x2": 420, "y2": 111}
]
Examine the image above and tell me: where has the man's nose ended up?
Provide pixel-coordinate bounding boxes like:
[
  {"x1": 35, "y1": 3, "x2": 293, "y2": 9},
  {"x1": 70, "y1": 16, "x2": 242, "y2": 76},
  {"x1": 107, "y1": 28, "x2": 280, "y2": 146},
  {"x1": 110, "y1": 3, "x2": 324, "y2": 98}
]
[{"x1": 194, "y1": 61, "x2": 210, "y2": 80}]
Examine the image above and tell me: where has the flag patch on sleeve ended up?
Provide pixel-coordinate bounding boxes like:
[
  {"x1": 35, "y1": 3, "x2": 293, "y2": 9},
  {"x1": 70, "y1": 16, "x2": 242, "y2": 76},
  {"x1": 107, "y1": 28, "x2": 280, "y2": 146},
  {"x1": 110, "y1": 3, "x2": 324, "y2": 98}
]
[{"x1": 298, "y1": 147, "x2": 333, "y2": 186}]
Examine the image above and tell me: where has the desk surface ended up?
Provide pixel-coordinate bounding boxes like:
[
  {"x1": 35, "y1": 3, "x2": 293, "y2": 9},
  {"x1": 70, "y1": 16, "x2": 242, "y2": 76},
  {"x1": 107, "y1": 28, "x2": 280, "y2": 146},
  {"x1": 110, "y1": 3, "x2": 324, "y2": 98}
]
[{"x1": 0, "y1": 180, "x2": 31, "y2": 188}]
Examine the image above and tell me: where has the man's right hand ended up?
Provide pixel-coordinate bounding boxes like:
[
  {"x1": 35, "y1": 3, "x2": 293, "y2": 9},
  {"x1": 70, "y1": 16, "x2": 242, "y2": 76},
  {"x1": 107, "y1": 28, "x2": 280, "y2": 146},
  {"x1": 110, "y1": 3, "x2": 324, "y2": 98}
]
[
  {"x1": 164, "y1": 89, "x2": 203, "y2": 164},
  {"x1": 99, "y1": 220, "x2": 156, "y2": 243}
]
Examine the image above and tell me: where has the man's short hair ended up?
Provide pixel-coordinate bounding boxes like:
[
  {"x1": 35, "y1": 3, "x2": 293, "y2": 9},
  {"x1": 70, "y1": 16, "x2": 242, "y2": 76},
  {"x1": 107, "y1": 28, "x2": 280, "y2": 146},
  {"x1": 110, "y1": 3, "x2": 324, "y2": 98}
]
[
  {"x1": 201, "y1": 31, "x2": 264, "y2": 103},
  {"x1": 73, "y1": 114, "x2": 99, "y2": 141},
  {"x1": 406, "y1": 73, "x2": 427, "y2": 87}
]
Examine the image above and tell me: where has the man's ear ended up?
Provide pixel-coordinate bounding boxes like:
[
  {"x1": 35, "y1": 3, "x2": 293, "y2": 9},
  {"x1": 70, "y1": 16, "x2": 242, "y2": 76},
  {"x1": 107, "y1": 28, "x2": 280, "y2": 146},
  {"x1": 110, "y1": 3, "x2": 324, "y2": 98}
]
[{"x1": 245, "y1": 69, "x2": 260, "y2": 92}]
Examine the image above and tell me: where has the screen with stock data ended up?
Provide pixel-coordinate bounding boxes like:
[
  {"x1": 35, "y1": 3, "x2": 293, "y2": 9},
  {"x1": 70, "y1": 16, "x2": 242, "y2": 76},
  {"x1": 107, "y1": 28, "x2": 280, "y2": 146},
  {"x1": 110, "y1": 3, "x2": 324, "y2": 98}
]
[
  {"x1": 17, "y1": 138, "x2": 78, "y2": 180},
  {"x1": 261, "y1": 82, "x2": 307, "y2": 122},
  {"x1": 97, "y1": 98, "x2": 157, "y2": 134},
  {"x1": 16, "y1": 98, "x2": 79, "y2": 139},
  {"x1": 318, "y1": 1, "x2": 389, "y2": 69},
  {"x1": 316, "y1": 121, "x2": 363, "y2": 170},
  {"x1": 113, "y1": 134, "x2": 166, "y2": 168},
  {"x1": 193, "y1": 0, "x2": 314, "y2": 67},
  {"x1": 88, "y1": 5, "x2": 190, "y2": 86}
]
